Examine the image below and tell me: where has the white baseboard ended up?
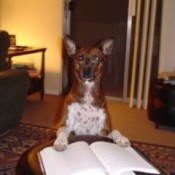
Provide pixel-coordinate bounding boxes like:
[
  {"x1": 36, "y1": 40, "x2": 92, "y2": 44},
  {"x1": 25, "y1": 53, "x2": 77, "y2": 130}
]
[{"x1": 44, "y1": 89, "x2": 61, "y2": 95}]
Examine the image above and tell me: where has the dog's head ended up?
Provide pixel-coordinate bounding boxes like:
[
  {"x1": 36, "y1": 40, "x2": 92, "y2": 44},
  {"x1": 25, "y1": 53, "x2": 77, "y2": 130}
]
[{"x1": 64, "y1": 37, "x2": 114, "y2": 82}]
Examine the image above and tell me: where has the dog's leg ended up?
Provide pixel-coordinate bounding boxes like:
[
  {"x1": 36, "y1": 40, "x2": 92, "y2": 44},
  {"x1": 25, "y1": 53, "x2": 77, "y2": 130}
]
[
  {"x1": 108, "y1": 130, "x2": 130, "y2": 147},
  {"x1": 53, "y1": 127, "x2": 69, "y2": 151}
]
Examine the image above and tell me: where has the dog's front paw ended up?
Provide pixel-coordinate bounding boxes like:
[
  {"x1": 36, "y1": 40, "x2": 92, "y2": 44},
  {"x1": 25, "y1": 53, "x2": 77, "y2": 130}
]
[
  {"x1": 109, "y1": 130, "x2": 130, "y2": 147},
  {"x1": 53, "y1": 127, "x2": 69, "y2": 151},
  {"x1": 114, "y1": 135, "x2": 130, "y2": 147},
  {"x1": 53, "y1": 136, "x2": 68, "y2": 151}
]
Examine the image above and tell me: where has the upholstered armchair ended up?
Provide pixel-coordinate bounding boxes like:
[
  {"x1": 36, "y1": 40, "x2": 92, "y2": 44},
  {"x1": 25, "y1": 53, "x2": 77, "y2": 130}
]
[
  {"x1": 148, "y1": 79, "x2": 175, "y2": 128},
  {"x1": 0, "y1": 30, "x2": 30, "y2": 133}
]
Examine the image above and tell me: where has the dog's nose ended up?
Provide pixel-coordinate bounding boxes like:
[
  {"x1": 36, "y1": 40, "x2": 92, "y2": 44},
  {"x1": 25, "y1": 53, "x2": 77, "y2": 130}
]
[
  {"x1": 82, "y1": 68, "x2": 94, "y2": 80},
  {"x1": 83, "y1": 68, "x2": 91, "y2": 77}
]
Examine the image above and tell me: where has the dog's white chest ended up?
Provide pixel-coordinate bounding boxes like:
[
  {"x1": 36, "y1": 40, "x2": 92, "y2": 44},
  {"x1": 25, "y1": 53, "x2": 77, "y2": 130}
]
[{"x1": 66, "y1": 103, "x2": 106, "y2": 135}]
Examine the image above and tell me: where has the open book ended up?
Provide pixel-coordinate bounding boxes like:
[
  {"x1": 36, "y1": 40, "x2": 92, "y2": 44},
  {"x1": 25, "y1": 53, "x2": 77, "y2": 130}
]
[{"x1": 38, "y1": 141, "x2": 160, "y2": 175}]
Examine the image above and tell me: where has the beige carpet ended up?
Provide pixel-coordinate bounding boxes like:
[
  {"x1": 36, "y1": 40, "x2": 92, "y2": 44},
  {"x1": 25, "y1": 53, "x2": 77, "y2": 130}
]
[
  {"x1": 21, "y1": 94, "x2": 175, "y2": 147},
  {"x1": 106, "y1": 100, "x2": 175, "y2": 147},
  {"x1": 21, "y1": 94, "x2": 58, "y2": 128}
]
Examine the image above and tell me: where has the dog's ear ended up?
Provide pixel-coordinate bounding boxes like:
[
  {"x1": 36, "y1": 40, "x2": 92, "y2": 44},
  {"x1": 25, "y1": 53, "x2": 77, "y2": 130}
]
[
  {"x1": 64, "y1": 37, "x2": 77, "y2": 56},
  {"x1": 99, "y1": 37, "x2": 114, "y2": 55}
]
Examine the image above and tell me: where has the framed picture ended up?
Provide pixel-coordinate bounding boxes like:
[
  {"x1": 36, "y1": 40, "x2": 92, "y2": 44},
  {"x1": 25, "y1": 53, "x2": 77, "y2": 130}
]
[{"x1": 10, "y1": 35, "x2": 16, "y2": 46}]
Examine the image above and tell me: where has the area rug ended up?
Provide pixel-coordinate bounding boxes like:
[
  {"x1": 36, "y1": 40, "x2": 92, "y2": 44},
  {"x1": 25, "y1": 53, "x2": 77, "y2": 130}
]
[
  {"x1": 0, "y1": 123, "x2": 174, "y2": 175},
  {"x1": 0, "y1": 123, "x2": 56, "y2": 175},
  {"x1": 132, "y1": 142, "x2": 175, "y2": 175}
]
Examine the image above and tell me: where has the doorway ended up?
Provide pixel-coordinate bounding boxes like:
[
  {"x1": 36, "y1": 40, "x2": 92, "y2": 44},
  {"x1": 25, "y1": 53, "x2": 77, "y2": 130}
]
[{"x1": 65, "y1": 0, "x2": 131, "y2": 100}]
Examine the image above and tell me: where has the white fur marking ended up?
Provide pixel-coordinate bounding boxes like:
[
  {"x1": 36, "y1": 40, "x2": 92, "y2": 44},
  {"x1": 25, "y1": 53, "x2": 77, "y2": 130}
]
[
  {"x1": 66, "y1": 102, "x2": 106, "y2": 135},
  {"x1": 82, "y1": 81, "x2": 94, "y2": 104}
]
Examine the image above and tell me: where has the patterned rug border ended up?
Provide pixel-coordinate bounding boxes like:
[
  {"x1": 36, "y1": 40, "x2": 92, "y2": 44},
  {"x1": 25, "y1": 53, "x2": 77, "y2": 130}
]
[
  {"x1": 0, "y1": 123, "x2": 56, "y2": 175},
  {"x1": 131, "y1": 140, "x2": 175, "y2": 150},
  {"x1": 131, "y1": 140, "x2": 175, "y2": 175},
  {"x1": 20, "y1": 122, "x2": 57, "y2": 131}
]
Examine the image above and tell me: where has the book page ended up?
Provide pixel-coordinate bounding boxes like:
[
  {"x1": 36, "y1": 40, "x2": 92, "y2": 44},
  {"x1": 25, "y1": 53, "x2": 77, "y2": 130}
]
[
  {"x1": 39, "y1": 147, "x2": 72, "y2": 175},
  {"x1": 90, "y1": 142, "x2": 160, "y2": 175},
  {"x1": 39, "y1": 141, "x2": 107, "y2": 175}
]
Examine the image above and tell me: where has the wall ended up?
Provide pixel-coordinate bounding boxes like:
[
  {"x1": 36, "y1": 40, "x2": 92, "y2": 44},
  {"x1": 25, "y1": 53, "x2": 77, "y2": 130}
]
[
  {"x1": 159, "y1": 0, "x2": 175, "y2": 72},
  {"x1": 0, "y1": 0, "x2": 64, "y2": 95},
  {"x1": 0, "y1": 0, "x2": 2, "y2": 27}
]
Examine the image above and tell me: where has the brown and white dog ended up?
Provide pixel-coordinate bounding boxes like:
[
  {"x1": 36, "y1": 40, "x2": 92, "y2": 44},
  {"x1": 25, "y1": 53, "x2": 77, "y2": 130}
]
[{"x1": 53, "y1": 37, "x2": 130, "y2": 151}]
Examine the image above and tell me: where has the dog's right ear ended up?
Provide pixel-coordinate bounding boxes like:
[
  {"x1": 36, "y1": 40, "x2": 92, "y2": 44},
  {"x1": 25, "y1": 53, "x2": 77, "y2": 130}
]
[{"x1": 64, "y1": 37, "x2": 77, "y2": 57}]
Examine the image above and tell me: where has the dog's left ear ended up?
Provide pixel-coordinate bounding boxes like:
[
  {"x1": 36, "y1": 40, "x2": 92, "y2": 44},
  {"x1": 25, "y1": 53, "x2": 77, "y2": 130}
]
[{"x1": 100, "y1": 37, "x2": 114, "y2": 55}]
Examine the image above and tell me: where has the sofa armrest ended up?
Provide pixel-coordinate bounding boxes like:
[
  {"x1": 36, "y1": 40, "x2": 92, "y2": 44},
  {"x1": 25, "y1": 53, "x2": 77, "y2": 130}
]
[{"x1": 0, "y1": 69, "x2": 30, "y2": 132}]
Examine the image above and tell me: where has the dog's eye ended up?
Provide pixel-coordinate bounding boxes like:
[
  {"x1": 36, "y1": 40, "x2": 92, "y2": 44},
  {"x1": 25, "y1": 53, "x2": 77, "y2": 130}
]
[
  {"x1": 76, "y1": 57, "x2": 84, "y2": 63},
  {"x1": 91, "y1": 57, "x2": 100, "y2": 64}
]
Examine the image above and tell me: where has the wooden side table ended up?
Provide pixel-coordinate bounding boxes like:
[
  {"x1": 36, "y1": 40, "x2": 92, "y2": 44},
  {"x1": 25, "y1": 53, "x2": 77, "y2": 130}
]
[{"x1": 8, "y1": 47, "x2": 46, "y2": 100}]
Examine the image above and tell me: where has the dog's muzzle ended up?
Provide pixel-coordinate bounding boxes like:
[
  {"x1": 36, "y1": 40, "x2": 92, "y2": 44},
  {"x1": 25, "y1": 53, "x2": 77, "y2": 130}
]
[{"x1": 81, "y1": 68, "x2": 95, "y2": 81}]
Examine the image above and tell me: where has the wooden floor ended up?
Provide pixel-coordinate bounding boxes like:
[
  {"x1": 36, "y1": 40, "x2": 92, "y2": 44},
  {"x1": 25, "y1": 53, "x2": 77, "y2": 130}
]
[
  {"x1": 22, "y1": 93, "x2": 58, "y2": 128},
  {"x1": 21, "y1": 93, "x2": 175, "y2": 147}
]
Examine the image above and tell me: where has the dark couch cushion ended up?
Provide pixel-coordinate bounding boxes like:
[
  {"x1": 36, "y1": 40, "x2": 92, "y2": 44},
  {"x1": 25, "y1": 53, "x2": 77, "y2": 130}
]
[{"x1": 0, "y1": 69, "x2": 30, "y2": 132}]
